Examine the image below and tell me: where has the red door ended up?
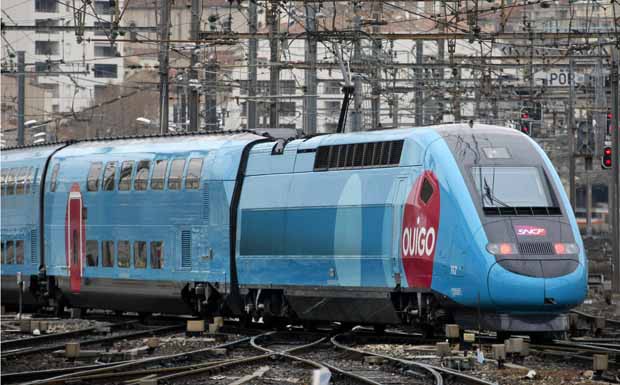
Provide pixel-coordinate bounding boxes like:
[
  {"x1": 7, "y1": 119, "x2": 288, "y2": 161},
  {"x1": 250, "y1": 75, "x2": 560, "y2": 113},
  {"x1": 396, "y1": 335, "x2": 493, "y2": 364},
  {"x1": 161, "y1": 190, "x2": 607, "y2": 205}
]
[{"x1": 65, "y1": 183, "x2": 85, "y2": 293}]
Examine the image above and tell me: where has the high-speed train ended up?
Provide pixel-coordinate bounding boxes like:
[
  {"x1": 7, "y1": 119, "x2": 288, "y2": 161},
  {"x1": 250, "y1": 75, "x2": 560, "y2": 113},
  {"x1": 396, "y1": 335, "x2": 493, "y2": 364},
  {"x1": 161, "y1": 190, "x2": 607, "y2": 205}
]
[{"x1": 0, "y1": 124, "x2": 587, "y2": 332}]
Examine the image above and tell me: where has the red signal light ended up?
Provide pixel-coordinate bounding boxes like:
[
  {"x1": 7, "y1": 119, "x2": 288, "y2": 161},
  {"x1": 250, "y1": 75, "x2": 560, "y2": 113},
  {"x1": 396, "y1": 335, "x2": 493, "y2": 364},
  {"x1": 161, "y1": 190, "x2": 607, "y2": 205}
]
[
  {"x1": 521, "y1": 113, "x2": 529, "y2": 120},
  {"x1": 602, "y1": 146, "x2": 612, "y2": 169}
]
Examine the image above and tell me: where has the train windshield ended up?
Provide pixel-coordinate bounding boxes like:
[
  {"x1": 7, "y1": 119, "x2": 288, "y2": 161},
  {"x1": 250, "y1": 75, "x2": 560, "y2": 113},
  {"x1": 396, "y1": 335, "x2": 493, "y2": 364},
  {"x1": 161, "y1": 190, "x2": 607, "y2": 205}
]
[{"x1": 472, "y1": 166, "x2": 553, "y2": 208}]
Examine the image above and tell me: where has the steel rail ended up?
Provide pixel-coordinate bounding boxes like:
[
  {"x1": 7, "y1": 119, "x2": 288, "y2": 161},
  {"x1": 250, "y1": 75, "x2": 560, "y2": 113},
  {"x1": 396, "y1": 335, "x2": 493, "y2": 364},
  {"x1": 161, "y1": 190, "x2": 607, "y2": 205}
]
[
  {"x1": 0, "y1": 320, "x2": 139, "y2": 351},
  {"x1": 1, "y1": 323, "x2": 183, "y2": 359},
  {"x1": 251, "y1": 332, "x2": 389, "y2": 385},
  {"x1": 21, "y1": 334, "x2": 255, "y2": 385},
  {"x1": 333, "y1": 332, "x2": 500, "y2": 385}
]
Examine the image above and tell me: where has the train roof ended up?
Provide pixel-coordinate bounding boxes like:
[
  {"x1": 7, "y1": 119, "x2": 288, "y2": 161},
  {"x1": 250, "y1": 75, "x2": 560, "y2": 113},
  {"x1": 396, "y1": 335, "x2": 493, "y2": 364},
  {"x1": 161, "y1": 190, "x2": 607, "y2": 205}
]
[{"x1": 1, "y1": 143, "x2": 66, "y2": 164}]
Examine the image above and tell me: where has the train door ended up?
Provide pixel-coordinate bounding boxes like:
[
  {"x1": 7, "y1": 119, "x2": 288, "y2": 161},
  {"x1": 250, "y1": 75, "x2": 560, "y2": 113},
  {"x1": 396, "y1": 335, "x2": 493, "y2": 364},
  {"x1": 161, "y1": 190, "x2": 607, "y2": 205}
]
[
  {"x1": 65, "y1": 183, "x2": 84, "y2": 293},
  {"x1": 392, "y1": 176, "x2": 409, "y2": 284}
]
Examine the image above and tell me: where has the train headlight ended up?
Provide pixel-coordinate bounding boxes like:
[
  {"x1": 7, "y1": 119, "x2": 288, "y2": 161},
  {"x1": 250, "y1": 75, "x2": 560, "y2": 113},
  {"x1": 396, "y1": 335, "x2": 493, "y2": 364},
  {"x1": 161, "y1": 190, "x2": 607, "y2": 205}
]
[
  {"x1": 554, "y1": 243, "x2": 579, "y2": 255},
  {"x1": 486, "y1": 243, "x2": 518, "y2": 255}
]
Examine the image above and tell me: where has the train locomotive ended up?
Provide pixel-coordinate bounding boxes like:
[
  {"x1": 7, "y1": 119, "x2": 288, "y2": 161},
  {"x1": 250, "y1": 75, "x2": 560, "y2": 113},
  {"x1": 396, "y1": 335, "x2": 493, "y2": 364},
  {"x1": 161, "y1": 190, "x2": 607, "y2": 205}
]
[{"x1": 0, "y1": 123, "x2": 587, "y2": 333}]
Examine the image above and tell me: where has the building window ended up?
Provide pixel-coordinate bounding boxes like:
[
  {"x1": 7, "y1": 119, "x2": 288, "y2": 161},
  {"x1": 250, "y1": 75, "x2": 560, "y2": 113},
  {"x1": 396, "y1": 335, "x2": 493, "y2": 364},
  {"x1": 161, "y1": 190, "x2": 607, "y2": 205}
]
[
  {"x1": 102, "y1": 240, "x2": 114, "y2": 267},
  {"x1": 167, "y1": 159, "x2": 185, "y2": 190},
  {"x1": 93, "y1": 21, "x2": 111, "y2": 36},
  {"x1": 15, "y1": 240, "x2": 24, "y2": 264},
  {"x1": 150, "y1": 241, "x2": 163, "y2": 269},
  {"x1": 117, "y1": 241, "x2": 130, "y2": 268},
  {"x1": 323, "y1": 81, "x2": 341, "y2": 94},
  {"x1": 185, "y1": 158, "x2": 203, "y2": 189},
  {"x1": 150, "y1": 160, "x2": 168, "y2": 190},
  {"x1": 94, "y1": 0, "x2": 114, "y2": 14},
  {"x1": 134, "y1": 160, "x2": 150, "y2": 191},
  {"x1": 39, "y1": 83, "x2": 59, "y2": 97},
  {"x1": 93, "y1": 64, "x2": 118, "y2": 78},
  {"x1": 280, "y1": 102, "x2": 296, "y2": 117},
  {"x1": 94, "y1": 44, "x2": 117, "y2": 57},
  {"x1": 280, "y1": 80, "x2": 296, "y2": 95},
  {"x1": 134, "y1": 241, "x2": 147, "y2": 268},
  {"x1": 6, "y1": 241, "x2": 14, "y2": 264},
  {"x1": 35, "y1": 18, "x2": 59, "y2": 33},
  {"x1": 50, "y1": 164, "x2": 60, "y2": 192},
  {"x1": 103, "y1": 161, "x2": 116, "y2": 191},
  {"x1": 324, "y1": 101, "x2": 341, "y2": 115},
  {"x1": 118, "y1": 161, "x2": 134, "y2": 191},
  {"x1": 87, "y1": 162, "x2": 103, "y2": 192},
  {"x1": 35, "y1": 41, "x2": 60, "y2": 55},
  {"x1": 86, "y1": 240, "x2": 98, "y2": 266},
  {"x1": 35, "y1": 0, "x2": 58, "y2": 12}
]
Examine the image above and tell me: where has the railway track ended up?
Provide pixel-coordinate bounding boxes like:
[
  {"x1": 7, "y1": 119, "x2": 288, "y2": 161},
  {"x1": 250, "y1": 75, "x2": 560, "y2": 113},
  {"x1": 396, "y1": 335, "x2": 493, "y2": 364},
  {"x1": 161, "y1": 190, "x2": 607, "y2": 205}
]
[
  {"x1": 0, "y1": 322, "x2": 183, "y2": 359},
  {"x1": 7, "y1": 334, "x2": 256, "y2": 385}
]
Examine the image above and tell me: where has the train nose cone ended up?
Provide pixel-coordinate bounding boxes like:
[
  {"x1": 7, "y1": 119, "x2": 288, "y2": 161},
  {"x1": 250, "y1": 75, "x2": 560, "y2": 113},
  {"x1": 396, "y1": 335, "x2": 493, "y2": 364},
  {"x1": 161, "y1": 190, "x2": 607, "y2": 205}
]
[
  {"x1": 487, "y1": 262, "x2": 545, "y2": 309},
  {"x1": 487, "y1": 261, "x2": 586, "y2": 310}
]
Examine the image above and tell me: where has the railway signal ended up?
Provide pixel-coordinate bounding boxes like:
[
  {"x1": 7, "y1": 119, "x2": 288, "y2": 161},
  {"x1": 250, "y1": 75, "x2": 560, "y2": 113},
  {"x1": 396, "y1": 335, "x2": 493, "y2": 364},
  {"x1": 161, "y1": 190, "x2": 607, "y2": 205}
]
[
  {"x1": 608, "y1": 112, "x2": 613, "y2": 136},
  {"x1": 602, "y1": 146, "x2": 612, "y2": 169}
]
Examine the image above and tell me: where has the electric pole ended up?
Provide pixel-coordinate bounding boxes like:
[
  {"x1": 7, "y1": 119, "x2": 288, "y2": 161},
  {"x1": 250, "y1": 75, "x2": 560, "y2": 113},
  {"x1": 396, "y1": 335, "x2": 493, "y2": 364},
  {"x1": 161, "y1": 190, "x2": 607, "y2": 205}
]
[
  {"x1": 611, "y1": 48, "x2": 619, "y2": 292},
  {"x1": 568, "y1": 57, "x2": 576, "y2": 210},
  {"x1": 247, "y1": 0, "x2": 258, "y2": 130},
  {"x1": 370, "y1": 4, "x2": 382, "y2": 129},
  {"x1": 205, "y1": 61, "x2": 218, "y2": 130},
  {"x1": 268, "y1": 1, "x2": 280, "y2": 128},
  {"x1": 351, "y1": 7, "x2": 362, "y2": 132},
  {"x1": 17, "y1": 51, "x2": 25, "y2": 146},
  {"x1": 188, "y1": 0, "x2": 201, "y2": 131},
  {"x1": 415, "y1": 41, "x2": 424, "y2": 127},
  {"x1": 303, "y1": 3, "x2": 317, "y2": 135},
  {"x1": 158, "y1": 0, "x2": 171, "y2": 134}
]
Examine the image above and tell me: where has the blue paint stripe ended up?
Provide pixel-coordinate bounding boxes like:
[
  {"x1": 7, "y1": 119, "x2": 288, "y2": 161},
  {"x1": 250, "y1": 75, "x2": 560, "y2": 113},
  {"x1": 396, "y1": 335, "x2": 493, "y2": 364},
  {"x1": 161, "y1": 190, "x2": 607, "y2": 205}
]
[{"x1": 240, "y1": 206, "x2": 389, "y2": 256}]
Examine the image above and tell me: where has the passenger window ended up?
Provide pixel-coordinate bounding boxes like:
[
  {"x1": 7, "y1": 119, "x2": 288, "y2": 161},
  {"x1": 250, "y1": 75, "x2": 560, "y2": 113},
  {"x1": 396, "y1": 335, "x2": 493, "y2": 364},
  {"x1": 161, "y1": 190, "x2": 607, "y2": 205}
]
[
  {"x1": 117, "y1": 241, "x2": 130, "y2": 268},
  {"x1": 119, "y1": 161, "x2": 134, "y2": 191},
  {"x1": 103, "y1": 162, "x2": 116, "y2": 191},
  {"x1": 167, "y1": 159, "x2": 186, "y2": 190},
  {"x1": 15, "y1": 240, "x2": 24, "y2": 264},
  {"x1": 50, "y1": 164, "x2": 60, "y2": 192},
  {"x1": 15, "y1": 167, "x2": 27, "y2": 194},
  {"x1": 86, "y1": 240, "x2": 99, "y2": 267},
  {"x1": 134, "y1": 160, "x2": 150, "y2": 191},
  {"x1": 25, "y1": 167, "x2": 35, "y2": 194},
  {"x1": 134, "y1": 241, "x2": 147, "y2": 268},
  {"x1": 87, "y1": 162, "x2": 103, "y2": 192},
  {"x1": 0, "y1": 241, "x2": 4, "y2": 264},
  {"x1": 6, "y1": 241, "x2": 14, "y2": 264},
  {"x1": 150, "y1": 241, "x2": 163, "y2": 269},
  {"x1": 185, "y1": 158, "x2": 203, "y2": 190},
  {"x1": 151, "y1": 160, "x2": 168, "y2": 190},
  {"x1": 7, "y1": 169, "x2": 17, "y2": 195},
  {"x1": 102, "y1": 241, "x2": 114, "y2": 267},
  {"x1": 0, "y1": 170, "x2": 6, "y2": 195}
]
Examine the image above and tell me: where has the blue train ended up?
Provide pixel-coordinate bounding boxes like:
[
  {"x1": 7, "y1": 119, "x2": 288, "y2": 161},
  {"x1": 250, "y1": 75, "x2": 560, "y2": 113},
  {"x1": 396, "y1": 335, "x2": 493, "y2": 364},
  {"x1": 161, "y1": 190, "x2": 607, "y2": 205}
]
[{"x1": 0, "y1": 124, "x2": 587, "y2": 332}]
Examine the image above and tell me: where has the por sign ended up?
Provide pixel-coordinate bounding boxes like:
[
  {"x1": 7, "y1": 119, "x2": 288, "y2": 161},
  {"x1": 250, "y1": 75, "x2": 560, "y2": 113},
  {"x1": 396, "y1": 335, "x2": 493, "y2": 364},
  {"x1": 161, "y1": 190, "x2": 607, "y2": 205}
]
[{"x1": 401, "y1": 171, "x2": 440, "y2": 288}]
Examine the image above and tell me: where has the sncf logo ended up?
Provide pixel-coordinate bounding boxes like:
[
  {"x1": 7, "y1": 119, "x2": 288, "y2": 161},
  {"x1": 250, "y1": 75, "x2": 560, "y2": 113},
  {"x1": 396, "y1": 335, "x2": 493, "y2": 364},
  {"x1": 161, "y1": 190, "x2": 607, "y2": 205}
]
[
  {"x1": 515, "y1": 225, "x2": 547, "y2": 237},
  {"x1": 402, "y1": 217, "x2": 437, "y2": 257}
]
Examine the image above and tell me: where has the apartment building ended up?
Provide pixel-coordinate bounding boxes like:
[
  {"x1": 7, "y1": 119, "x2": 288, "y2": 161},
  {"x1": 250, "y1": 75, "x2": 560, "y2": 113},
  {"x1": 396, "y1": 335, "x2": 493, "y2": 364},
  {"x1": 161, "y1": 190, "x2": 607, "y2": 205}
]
[{"x1": 2, "y1": 0, "x2": 125, "y2": 118}]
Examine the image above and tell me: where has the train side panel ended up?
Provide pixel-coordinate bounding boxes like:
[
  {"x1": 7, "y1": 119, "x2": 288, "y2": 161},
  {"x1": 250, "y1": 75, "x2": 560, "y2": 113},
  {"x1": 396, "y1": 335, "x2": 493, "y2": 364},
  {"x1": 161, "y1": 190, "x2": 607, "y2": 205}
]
[
  {"x1": 1, "y1": 145, "x2": 64, "y2": 308},
  {"x1": 43, "y1": 134, "x2": 258, "y2": 313}
]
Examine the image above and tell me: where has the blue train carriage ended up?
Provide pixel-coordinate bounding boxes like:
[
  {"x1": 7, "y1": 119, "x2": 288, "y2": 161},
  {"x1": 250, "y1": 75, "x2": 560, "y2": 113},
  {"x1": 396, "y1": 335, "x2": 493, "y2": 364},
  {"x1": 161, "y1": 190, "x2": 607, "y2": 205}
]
[
  {"x1": 235, "y1": 124, "x2": 586, "y2": 332},
  {"x1": 1, "y1": 144, "x2": 64, "y2": 309},
  {"x1": 42, "y1": 132, "x2": 265, "y2": 314}
]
